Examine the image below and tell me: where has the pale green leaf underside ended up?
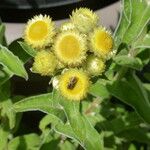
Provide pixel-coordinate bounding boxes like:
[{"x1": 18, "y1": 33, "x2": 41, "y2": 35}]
[
  {"x1": 114, "y1": 0, "x2": 150, "y2": 48},
  {"x1": 0, "y1": 45, "x2": 28, "y2": 80},
  {"x1": 134, "y1": 34, "x2": 150, "y2": 48},
  {"x1": 114, "y1": 55, "x2": 143, "y2": 70},
  {"x1": 13, "y1": 92, "x2": 104, "y2": 150},
  {"x1": 122, "y1": 0, "x2": 150, "y2": 44},
  {"x1": 13, "y1": 93, "x2": 64, "y2": 121}
]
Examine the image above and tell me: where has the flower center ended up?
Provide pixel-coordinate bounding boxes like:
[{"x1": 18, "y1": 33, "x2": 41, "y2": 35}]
[
  {"x1": 29, "y1": 21, "x2": 48, "y2": 41},
  {"x1": 95, "y1": 31, "x2": 113, "y2": 54},
  {"x1": 59, "y1": 35, "x2": 80, "y2": 59}
]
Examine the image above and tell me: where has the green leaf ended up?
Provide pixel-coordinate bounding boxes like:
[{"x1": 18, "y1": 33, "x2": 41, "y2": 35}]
[
  {"x1": 8, "y1": 133, "x2": 40, "y2": 150},
  {"x1": 13, "y1": 93, "x2": 65, "y2": 122},
  {"x1": 39, "y1": 114, "x2": 62, "y2": 132},
  {"x1": 114, "y1": 0, "x2": 150, "y2": 48},
  {"x1": 0, "y1": 45, "x2": 28, "y2": 80},
  {"x1": 122, "y1": 0, "x2": 150, "y2": 44},
  {"x1": 9, "y1": 39, "x2": 31, "y2": 63},
  {"x1": 13, "y1": 92, "x2": 104, "y2": 150},
  {"x1": 107, "y1": 72, "x2": 150, "y2": 124},
  {"x1": 0, "y1": 84, "x2": 16, "y2": 129},
  {"x1": 114, "y1": 0, "x2": 132, "y2": 48},
  {"x1": 128, "y1": 144, "x2": 137, "y2": 150},
  {"x1": 134, "y1": 33, "x2": 150, "y2": 49},
  {"x1": 0, "y1": 83, "x2": 13, "y2": 149},
  {"x1": 18, "y1": 42, "x2": 37, "y2": 57},
  {"x1": 96, "y1": 112, "x2": 142, "y2": 135},
  {"x1": 40, "y1": 139, "x2": 60, "y2": 150},
  {"x1": 118, "y1": 127, "x2": 150, "y2": 145},
  {"x1": 0, "y1": 121, "x2": 9, "y2": 150},
  {"x1": 136, "y1": 48, "x2": 150, "y2": 65},
  {"x1": 59, "y1": 141, "x2": 76, "y2": 150},
  {"x1": 0, "y1": 66, "x2": 13, "y2": 86},
  {"x1": 143, "y1": 83, "x2": 150, "y2": 91},
  {"x1": 1, "y1": 98, "x2": 16, "y2": 129},
  {"x1": 58, "y1": 99, "x2": 104, "y2": 150},
  {"x1": 143, "y1": 72, "x2": 150, "y2": 81},
  {"x1": 114, "y1": 55, "x2": 143, "y2": 70},
  {"x1": 54, "y1": 123, "x2": 79, "y2": 143},
  {"x1": 89, "y1": 79, "x2": 110, "y2": 99},
  {"x1": 0, "y1": 24, "x2": 7, "y2": 46}
]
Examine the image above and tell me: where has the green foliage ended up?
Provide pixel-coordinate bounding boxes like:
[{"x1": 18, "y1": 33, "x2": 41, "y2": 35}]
[
  {"x1": 113, "y1": 55, "x2": 143, "y2": 70},
  {"x1": 8, "y1": 133, "x2": 40, "y2": 150},
  {"x1": 107, "y1": 72, "x2": 150, "y2": 124},
  {"x1": 13, "y1": 92, "x2": 104, "y2": 150},
  {"x1": 18, "y1": 42, "x2": 37, "y2": 57},
  {"x1": 0, "y1": 0, "x2": 150, "y2": 149},
  {"x1": 0, "y1": 45, "x2": 28, "y2": 80}
]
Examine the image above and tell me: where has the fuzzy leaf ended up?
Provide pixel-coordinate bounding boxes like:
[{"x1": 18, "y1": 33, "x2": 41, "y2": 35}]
[
  {"x1": 122, "y1": 0, "x2": 150, "y2": 44},
  {"x1": 114, "y1": 0, "x2": 150, "y2": 48},
  {"x1": 9, "y1": 39, "x2": 31, "y2": 63},
  {"x1": 0, "y1": 122, "x2": 9, "y2": 150},
  {"x1": 18, "y1": 42, "x2": 37, "y2": 57},
  {"x1": 1, "y1": 98, "x2": 16, "y2": 129},
  {"x1": 107, "y1": 72, "x2": 150, "y2": 124},
  {"x1": 118, "y1": 128, "x2": 150, "y2": 144},
  {"x1": 39, "y1": 114, "x2": 64, "y2": 132},
  {"x1": 0, "y1": 66, "x2": 13, "y2": 86},
  {"x1": 54, "y1": 123, "x2": 79, "y2": 143},
  {"x1": 96, "y1": 112, "x2": 142, "y2": 134},
  {"x1": 0, "y1": 83, "x2": 14, "y2": 149},
  {"x1": 13, "y1": 93, "x2": 65, "y2": 121},
  {"x1": 134, "y1": 34, "x2": 150, "y2": 49},
  {"x1": 114, "y1": 0, "x2": 132, "y2": 47},
  {"x1": 114, "y1": 55, "x2": 143, "y2": 70},
  {"x1": 13, "y1": 92, "x2": 104, "y2": 150},
  {"x1": 58, "y1": 99, "x2": 104, "y2": 150},
  {"x1": 89, "y1": 79, "x2": 110, "y2": 99},
  {"x1": 0, "y1": 45, "x2": 28, "y2": 80},
  {"x1": 8, "y1": 133, "x2": 40, "y2": 150}
]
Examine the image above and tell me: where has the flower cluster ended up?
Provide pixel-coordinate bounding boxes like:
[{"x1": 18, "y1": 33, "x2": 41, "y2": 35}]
[{"x1": 24, "y1": 8, "x2": 114, "y2": 101}]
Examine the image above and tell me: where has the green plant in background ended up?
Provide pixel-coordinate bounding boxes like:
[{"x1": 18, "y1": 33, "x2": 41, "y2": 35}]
[{"x1": 0, "y1": 0, "x2": 150, "y2": 149}]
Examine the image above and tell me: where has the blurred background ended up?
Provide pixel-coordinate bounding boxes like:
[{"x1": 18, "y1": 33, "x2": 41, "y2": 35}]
[{"x1": 0, "y1": 0, "x2": 120, "y2": 43}]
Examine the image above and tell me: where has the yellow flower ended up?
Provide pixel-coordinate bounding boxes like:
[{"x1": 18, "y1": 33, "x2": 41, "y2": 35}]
[
  {"x1": 53, "y1": 31, "x2": 87, "y2": 66},
  {"x1": 59, "y1": 69, "x2": 90, "y2": 101},
  {"x1": 84, "y1": 55, "x2": 105, "y2": 76},
  {"x1": 60, "y1": 22, "x2": 75, "y2": 32},
  {"x1": 32, "y1": 50, "x2": 57, "y2": 76},
  {"x1": 90, "y1": 27, "x2": 113, "y2": 58},
  {"x1": 70, "y1": 8, "x2": 99, "y2": 33},
  {"x1": 24, "y1": 14, "x2": 55, "y2": 49}
]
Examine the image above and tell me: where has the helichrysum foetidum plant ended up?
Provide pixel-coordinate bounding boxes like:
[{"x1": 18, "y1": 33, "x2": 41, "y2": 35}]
[{"x1": 24, "y1": 8, "x2": 114, "y2": 101}]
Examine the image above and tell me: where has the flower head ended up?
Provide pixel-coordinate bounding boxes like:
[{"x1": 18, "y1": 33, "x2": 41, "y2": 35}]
[
  {"x1": 60, "y1": 22, "x2": 75, "y2": 32},
  {"x1": 32, "y1": 50, "x2": 57, "y2": 76},
  {"x1": 53, "y1": 31, "x2": 87, "y2": 66},
  {"x1": 90, "y1": 27, "x2": 113, "y2": 58},
  {"x1": 84, "y1": 55, "x2": 105, "y2": 76},
  {"x1": 70, "y1": 8, "x2": 99, "y2": 33},
  {"x1": 24, "y1": 14, "x2": 55, "y2": 49},
  {"x1": 59, "y1": 69, "x2": 90, "y2": 101}
]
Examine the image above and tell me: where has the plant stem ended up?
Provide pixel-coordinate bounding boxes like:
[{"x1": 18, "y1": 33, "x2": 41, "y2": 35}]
[{"x1": 114, "y1": 67, "x2": 128, "y2": 81}]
